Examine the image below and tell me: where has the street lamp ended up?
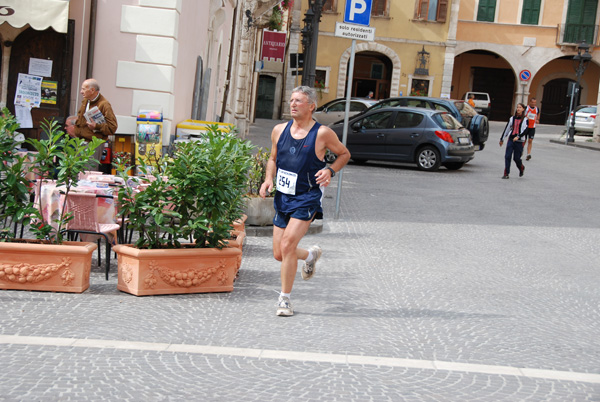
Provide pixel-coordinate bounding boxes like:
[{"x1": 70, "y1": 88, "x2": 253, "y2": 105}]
[
  {"x1": 301, "y1": 0, "x2": 323, "y2": 87},
  {"x1": 567, "y1": 41, "x2": 593, "y2": 142}
]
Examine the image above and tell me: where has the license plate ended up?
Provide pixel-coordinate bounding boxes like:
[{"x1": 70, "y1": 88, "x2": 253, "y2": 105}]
[{"x1": 458, "y1": 137, "x2": 470, "y2": 145}]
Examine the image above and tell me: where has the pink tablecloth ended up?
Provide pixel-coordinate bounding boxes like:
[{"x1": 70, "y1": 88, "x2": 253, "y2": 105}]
[{"x1": 39, "y1": 182, "x2": 118, "y2": 244}]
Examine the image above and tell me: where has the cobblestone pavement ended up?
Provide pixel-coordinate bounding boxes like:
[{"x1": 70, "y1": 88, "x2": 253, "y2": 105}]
[{"x1": 1, "y1": 121, "x2": 599, "y2": 401}]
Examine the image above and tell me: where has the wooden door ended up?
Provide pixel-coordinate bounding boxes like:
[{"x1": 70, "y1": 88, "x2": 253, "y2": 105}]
[{"x1": 7, "y1": 22, "x2": 74, "y2": 148}]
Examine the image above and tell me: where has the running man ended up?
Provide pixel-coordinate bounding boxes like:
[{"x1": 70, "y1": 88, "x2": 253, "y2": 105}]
[
  {"x1": 260, "y1": 86, "x2": 350, "y2": 317},
  {"x1": 524, "y1": 97, "x2": 540, "y2": 161}
]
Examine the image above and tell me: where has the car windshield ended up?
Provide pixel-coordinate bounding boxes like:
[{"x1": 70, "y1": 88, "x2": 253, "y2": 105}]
[
  {"x1": 453, "y1": 101, "x2": 477, "y2": 117},
  {"x1": 432, "y1": 113, "x2": 463, "y2": 130}
]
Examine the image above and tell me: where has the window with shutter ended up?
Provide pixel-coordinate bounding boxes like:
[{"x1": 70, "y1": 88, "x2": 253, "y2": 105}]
[
  {"x1": 564, "y1": 0, "x2": 598, "y2": 43},
  {"x1": 415, "y1": 0, "x2": 447, "y2": 21},
  {"x1": 477, "y1": 0, "x2": 496, "y2": 22},
  {"x1": 437, "y1": 0, "x2": 448, "y2": 22},
  {"x1": 521, "y1": 0, "x2": 541, "y2": 25},
  {"x1": 322, "y1": 0, "x2": 336, "y2": 12},
  {"x1": 371, "y1": 0, "x2": 387, "y2": 16}
]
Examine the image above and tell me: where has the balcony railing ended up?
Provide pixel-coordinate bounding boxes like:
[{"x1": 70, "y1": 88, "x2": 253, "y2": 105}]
[{"x1": 557, "y1": 23, "x2": 599, "y2": 46}]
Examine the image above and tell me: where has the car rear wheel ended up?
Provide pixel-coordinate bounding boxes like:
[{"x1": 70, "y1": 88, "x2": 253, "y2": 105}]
[
  {"x1": 416, "y1": 146, "x2": 441, "y2": 172},
  {"x1": 443, "y1": 162, "x2": 464, "y2": 170}
]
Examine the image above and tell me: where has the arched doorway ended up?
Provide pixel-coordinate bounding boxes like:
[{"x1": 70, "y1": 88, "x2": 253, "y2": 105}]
[
  {"x1": 541, "y1": 78, "x2": 576, "y2": 125},
  {"x1": 452, "y1": 50, "x2": 515, "y2": 121},
  {"x1": 255, "y1": 75, "x2": 276, "y2": 119},
  {"x1": 350, "y1": 52, "x2": 392, "y2": 99}
]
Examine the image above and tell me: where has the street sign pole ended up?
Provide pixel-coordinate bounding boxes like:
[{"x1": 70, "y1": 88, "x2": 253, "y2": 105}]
[
  {"x1": 333, "y1": 0, "x2": 373, "y2": 219},
  {"x1": 335, "y1": 39, "x2": 356, "y2": 219}
]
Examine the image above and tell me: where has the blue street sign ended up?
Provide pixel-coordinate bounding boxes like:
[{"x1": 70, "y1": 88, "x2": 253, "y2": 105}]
[{"x1": 344, "y1": 0, "x2": 372, "y2": 26}]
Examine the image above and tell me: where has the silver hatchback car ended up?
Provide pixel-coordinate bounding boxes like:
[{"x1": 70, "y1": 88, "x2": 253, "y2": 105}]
[
  {"x1": 569, "y1": 105, "x2": 596, "y2": 135},
  {"x1": 313, "y1": 98, "x2": 377, "y2": 126}
]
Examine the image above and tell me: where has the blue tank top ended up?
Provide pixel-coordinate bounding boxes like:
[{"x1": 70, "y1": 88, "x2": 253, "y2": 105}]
[{"x1": 274, "y1": 120, "x2": 326, "y2": 215}]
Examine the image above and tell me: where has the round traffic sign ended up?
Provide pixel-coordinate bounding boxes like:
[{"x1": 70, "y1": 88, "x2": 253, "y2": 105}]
[{"x1": 520, "y1": 70, "x2": 531, "y2": 81}]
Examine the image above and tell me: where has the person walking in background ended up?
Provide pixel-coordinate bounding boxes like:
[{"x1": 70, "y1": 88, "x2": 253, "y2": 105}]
[
  {"x1": 260, "y1": 86, "x2": 350, "y2": 317},
  {"x1": 72, "y1": 79, "x2": 117, "y2": 169},
  {"x1": 524, "y1": 97, "x2": 540, "y2": 161},
  {"x1": 499, "y1": 103, "x2": 528, "y2": 179},
  {"x1": 367, "y1": 91, "x2": 374, "y2": 99},
  {"x1": 467, "y1": 94, "x2": 476, "y2": 108}
]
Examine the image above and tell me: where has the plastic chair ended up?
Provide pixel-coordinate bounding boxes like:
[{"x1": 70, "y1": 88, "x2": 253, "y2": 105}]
[{"x1": 64, "y1": 192, "x2": 121, "y2": 280}]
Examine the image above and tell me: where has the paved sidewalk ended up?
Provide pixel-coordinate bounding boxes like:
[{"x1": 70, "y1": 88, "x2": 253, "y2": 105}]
[{"x1": 0, "y1": 118, "x2": 599, "y2": 401}]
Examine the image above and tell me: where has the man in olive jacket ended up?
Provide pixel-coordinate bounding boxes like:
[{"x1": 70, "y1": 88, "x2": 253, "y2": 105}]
[{"x1": 71, "y1": 78, "x2": 117, "y2": 168}]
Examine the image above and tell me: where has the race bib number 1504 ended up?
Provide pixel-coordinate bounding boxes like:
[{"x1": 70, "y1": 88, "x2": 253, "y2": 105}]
[{"x1": 276, "y1": 168, "x2": 297, "y2": 195}]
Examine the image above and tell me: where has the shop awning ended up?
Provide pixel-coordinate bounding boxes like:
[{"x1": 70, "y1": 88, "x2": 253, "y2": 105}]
[{"x1": 0, "y1": 0, "x2": 69, "y2": 34}]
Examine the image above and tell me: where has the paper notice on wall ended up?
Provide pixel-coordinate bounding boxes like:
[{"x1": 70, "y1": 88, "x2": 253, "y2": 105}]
[
  {"x1": 15, "y1": 105, "x2": 33, "y2": 129},
  {"x1": 28, "y1": 58, "x2": 53, "y2": 77},
  {"x1": 14, "y1": 73, "x2": 42, "y2": 108}
]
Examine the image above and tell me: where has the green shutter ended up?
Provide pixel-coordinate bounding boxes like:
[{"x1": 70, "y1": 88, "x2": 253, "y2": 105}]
[
  {"x1": 564, "y1": 0, "x2": 598, "y2": 43},
  {"x1": 477, "y1": 0, "x2": 496, "y2": 22},
  {"x1": 521, "y1": 0, "x2": 541, "y2": 25}
]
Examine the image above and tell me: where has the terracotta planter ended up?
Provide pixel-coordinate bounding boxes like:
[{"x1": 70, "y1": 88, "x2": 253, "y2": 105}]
[
  {"x1": 229, "y1": 230, "x2": 246, "y2": 275},
  {"x1": 0, "y1": 241, "x2": 97, "y2": 293},
  {"x1": 233, "y1": 214, "x2": 247, "y2": 232},
  {"x1": 114, "y1": 243, "x2": 242, "y2": 296},
  {"x1": 244, "y1": 196, "x2": 275, "y2": 226}
]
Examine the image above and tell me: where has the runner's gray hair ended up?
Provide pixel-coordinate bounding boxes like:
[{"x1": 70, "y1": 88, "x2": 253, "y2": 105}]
[{"x1": 292, "y1": 86, "x2": 318, "y2": 108}]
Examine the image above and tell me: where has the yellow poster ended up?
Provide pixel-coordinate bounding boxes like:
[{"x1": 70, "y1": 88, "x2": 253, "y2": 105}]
[{"x1": 41, "y1": 80, "x2": 57, "y2": 105}]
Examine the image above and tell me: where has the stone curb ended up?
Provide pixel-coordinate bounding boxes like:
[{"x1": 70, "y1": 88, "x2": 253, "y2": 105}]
[{"x1": 549, "y1": 139, "x2": 600, "y2": 151}]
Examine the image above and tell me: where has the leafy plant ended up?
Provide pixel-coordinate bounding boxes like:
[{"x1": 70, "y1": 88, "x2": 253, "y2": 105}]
[
  {"x1": 0, "y1": 109, "x2": 103, "y2": 244},
  {"x1": 115, "y1": 125, "x2": 254, "y2": 250},
  {"x1": 0, "y1": 109, "x2": 37, "y2": 241},
  {"x1": 246, "y1": 147, "x2": 272, "y2": 196}
]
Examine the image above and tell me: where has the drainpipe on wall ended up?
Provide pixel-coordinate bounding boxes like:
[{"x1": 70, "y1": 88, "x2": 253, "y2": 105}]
[
  {"x1": 191, "y1": 56, "x2": 203, "y2": 120},
  {"x1": 220, "y1": 4, "x2": 238, "y2": 122},
  {"x1": 86, "y1": 0, "x2": 97, "y2": 79}
]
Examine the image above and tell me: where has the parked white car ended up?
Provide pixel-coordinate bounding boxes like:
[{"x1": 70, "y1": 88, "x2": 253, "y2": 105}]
[
  {"x1": 569, "y1": 105, "x2": 597, "y2": 135},
  {"x1": 463, "y1": 92, "x2": 491, "y2": 116},
  {"x1": 313, "y1": 98, "x2": 377, "y2": 126}
]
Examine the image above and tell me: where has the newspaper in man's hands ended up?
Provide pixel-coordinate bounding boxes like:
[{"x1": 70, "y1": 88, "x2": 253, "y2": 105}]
[{"x1": 84, "y1": 106, "x2": 106, "y2": 125}]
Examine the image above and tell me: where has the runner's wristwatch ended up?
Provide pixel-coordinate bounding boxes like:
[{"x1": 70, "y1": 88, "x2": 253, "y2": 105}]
[{"x1": 327, "y1": 167, "x2": 336, "y2": 177}]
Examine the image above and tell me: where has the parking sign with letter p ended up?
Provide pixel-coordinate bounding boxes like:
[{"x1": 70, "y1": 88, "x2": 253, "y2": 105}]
[{"x1": 344, "y1": 0, "x2": 372, "y2": 26}]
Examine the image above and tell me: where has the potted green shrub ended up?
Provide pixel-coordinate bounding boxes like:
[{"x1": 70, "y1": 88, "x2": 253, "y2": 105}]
[
  {"x1": 244, "y1": 147, "x2": 276, "y2": 226},
  {"x1": 0, "y1": 108, "x2": 104, "y2": 293},
  {"x1": 112, "y1": 125, "x2": 254, "y2": 296}
]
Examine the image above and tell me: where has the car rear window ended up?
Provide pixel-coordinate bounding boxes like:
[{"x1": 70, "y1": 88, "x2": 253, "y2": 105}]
[
  {"x1": 432, "y1": 113, "x2": 462, "y2": 130},
  {"x1": 454, "y1": 101, "x2": 477, "y2": 117},
  {"x1": 350, "y1": 102, "x2": 368, "y2": 112},
  {"x1": 578, "y1": 107, "x2": 596, "y2": 114},
  {"x1": 472, "y1": 93, "x2": 488, "y2": 101},
  {"x1": 393, "y1": 112, "x2": 424, "y2": 128}
]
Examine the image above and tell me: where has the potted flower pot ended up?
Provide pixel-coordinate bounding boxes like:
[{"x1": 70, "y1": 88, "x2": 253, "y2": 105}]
[
  {"x1": 0, "y1": 240, "x2": 97, "y2": 293},
  {"x1": 113, "y1": 124, "x2": 254, "y2": 296},
  {"x1": 114, "y1": 244, "x2": 241, "y2": 296},
  {"x1": 0, "y1": 111, "x2": 105, "y2": 292}
]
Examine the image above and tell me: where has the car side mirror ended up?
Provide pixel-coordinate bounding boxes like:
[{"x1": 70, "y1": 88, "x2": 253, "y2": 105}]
[{"x1": 351, "y1": 122, "x2": 361, "y2": 131}]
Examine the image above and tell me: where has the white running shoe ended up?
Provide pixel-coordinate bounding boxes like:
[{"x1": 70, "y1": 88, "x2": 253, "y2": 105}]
[
  {"x1": 301, "y1": 245, "x2": 322, "y2": 281},
  {"x1": 276, "y1": 296, "x2": 293, "y2": 316}
]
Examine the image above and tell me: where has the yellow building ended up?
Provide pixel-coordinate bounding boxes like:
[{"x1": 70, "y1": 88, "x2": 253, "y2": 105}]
[
  {"x1": 297, "y1": 0, "x2": 599, "y2": 126},
  {"x1": 305, "y1": 0, "x2": 454, "y2": 104}
]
